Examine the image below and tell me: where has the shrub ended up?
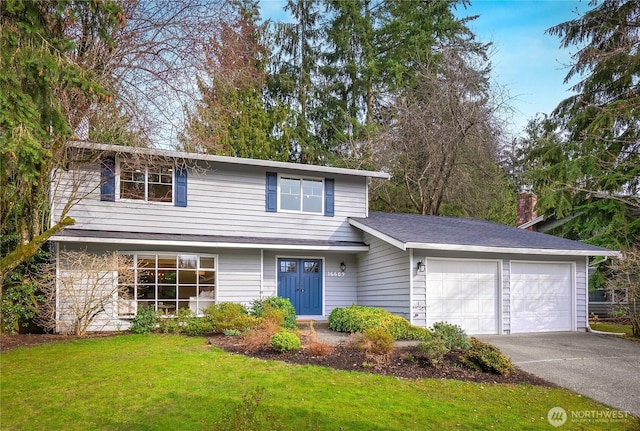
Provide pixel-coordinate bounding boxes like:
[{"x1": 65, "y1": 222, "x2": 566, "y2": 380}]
[
  {"x1": 417, "y1": 338, "x2": 449, "y2": 365},
  {"x1": 224, "y1": 329, "x2": 242, "y2": 337},
  {"x1": 270, "y1": 331, "x2": 302, "y2": 353},
  {"x1": 183, "y1": 316, "x2": 215, "y2": 336},
  {"x1": 463, "y1": 337, "x2": 514, "y2": 375},
  {"x1": 357, "y1": 325, "x2": 395, "y2": 355},
  {"x1": 305, "y1": 341, "x2": 333, "y2": 356},
  {"x1": 129, "y1": 305, "x2": 158, "y2": 334},
  {"x1": 251, "y1": 297, "x2": 297, "y2": 330},
  {"x1": 431, "y1": 322, "x2": 471, "y2": 351},
  {"x1": 242, "y1": 318, "x2": 282, "y2": 352},
  {"x1": 158, "y1": 308, "x2": 194, "y2": 334},
  {"x1": 328, "y1": 305, "x2": 431, "y2": 341},
  {"x1": 204, "y1": 302, "x2": 257, "y2": 333}
]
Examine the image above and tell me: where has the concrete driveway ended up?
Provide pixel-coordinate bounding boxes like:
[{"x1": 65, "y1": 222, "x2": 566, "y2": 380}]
[{"x1": 480, "y1": 332, "x2": 640, "y2": 417}]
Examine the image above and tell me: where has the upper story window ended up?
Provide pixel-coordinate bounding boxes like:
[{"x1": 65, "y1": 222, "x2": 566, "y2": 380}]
[
  {"x1": 280, "y1": 176, "x2": 323, "y2": 213},
  {"x1": 119, "y1": 162, "x2": 173, "y2": 203}
]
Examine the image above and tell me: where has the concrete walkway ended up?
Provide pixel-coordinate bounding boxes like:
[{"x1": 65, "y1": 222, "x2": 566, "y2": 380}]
[{"x1": 480, "y1": 332, "x2": 640, "y2": 417}]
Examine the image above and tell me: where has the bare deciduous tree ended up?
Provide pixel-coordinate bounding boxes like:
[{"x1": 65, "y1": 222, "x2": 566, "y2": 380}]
[
  {"x1": 606, "y1": 248, "x2": 640, "y2": 337},
  {"x1": 61, "y1": 0, "x2": 231, "y2": 147},
  {"x1": 34, "y1": 251, "x2": 134, "y2": 336},
  {"x1": 374, "y1": 48, "x2": 505, "y2": 217}
]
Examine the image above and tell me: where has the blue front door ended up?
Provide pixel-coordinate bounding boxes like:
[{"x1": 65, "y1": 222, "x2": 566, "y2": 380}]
[{"x1": 278, "y1": 258, "x2": 322, "y2": 315}]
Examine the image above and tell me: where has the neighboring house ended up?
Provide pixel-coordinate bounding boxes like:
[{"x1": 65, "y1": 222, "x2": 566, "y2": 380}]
[{"x1": 50, "y1": 142, "x2": 618, "y2": 335}]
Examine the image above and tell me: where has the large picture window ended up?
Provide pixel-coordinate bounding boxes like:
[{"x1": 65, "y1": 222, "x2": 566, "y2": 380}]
[
  {"x1": 119, "y1": 161, "x2": 173, "y2": 202},
  {"x1": 118, "y1": 253, "x2": 217, "y2": 317},
  {"x1": 279, "y1": 176, "x2": 323, "y2": 213}
]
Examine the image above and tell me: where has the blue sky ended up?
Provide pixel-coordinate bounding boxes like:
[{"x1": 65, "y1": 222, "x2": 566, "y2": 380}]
[{"x1": 259, "y1": 0, "x2": 591, "y2": 138}]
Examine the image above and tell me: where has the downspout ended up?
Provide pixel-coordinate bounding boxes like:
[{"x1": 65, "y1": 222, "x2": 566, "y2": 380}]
[
  {"x1": 585, "y1": 256, "x2": 625, "y2": 335},
  {"x1": 260, "y1": 249, "x2": 264, "y2": 299}
]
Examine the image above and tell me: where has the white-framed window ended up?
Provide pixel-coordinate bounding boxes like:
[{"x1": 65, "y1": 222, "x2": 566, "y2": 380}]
[
  {"x1": 118, "y1": 253, "x2": 217, "y2": 317},
  {"x1": 118, "y1": 160, "x2": 173, "y2": 203},
  {"x1": 279, "y1": 176, "x2": 324, "y2": 213}
]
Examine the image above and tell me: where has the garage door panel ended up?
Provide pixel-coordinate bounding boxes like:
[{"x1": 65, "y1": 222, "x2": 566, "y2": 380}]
[
  {"x1": 511, "y1": 262, "x2": 572, "y2": 333},
  {"x1": 426, "y1": 259, "x2": 499, "y2": 335}
]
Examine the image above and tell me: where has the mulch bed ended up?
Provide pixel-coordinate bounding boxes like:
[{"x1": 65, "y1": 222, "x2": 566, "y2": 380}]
[
  {"x1": 1, "y1": 331, "x2": 551, "y2": 386},
  {"x1": 207, "y1": 333, "x2": 553, "y2": 386}
]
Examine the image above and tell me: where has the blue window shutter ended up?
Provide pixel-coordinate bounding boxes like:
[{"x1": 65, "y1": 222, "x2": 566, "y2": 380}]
[
  {"x1": 266, "y1": 172, "x2": 277, "y2": 212},
  {"x1": 100, "y1": 156, "x2": 115, "y2": 202},
  {"x1": 174, "y1": 165, "x2": 188, "y2": 207},
  {"x1": 324, "y1": 178, "x2": 335, "y2": 217}
]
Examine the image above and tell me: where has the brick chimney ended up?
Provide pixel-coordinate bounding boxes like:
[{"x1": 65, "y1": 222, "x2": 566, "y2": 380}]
[{"x1": 517, "y1": 186, "x2": 537, "y2": 229}]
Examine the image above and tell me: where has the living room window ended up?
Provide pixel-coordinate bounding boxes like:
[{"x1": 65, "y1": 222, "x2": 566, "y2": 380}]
[
  {"x1": 118, "y1": 253, "x2": 217, "y2": 317},
  {"x1": 119, "y1": 161, "x2": 173, "y2": 203},
  {"x1": 279, "y1": 176, "x2": 323, "y2": 213}
]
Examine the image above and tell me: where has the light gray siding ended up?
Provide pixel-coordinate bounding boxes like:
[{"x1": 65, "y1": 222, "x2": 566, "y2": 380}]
[
  {"x1": 357, "y1": 233, "x2": 411, "y2": 318},
  {"x1": 576, "y1": 257, "x2": 588, "y2": 330},
  {"x1": 52, "y1": 160, "x2": 368, "y2": 242}
]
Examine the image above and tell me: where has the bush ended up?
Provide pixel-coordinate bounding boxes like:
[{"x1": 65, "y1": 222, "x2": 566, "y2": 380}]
[
  {"x1": 204, "y1": 302, "x2": 257, "y2": 333},
  {"x1": 251, "y1": 297, "x2": 297, "y2": 330},
  {"x1": 328, "y1": 305, "x2": 431, "y2": 341},
  {"x1": 129, "y1": 306, "x2": 158, "y2": 334},
  {"x1": 158, "y1": 308, "x2": 194, "y2": 334},
  {"x1": 417, "y1": 338, "x2": 449, "y2": 365},
  {"x1": 357, "y1": 325, "x2": 395, "y2": 355},
  {"x1": 463, "y1": 337, "x2": 514, "y2": 375},
  {"x1": 183, "y1": 316, "x2": 215, "y2": 336},
  {"x1": 431, "y1": 322, "x2": 471, "y2": 350},
  {"x1": 270, "y1": 331, "x2": 301, "y2": 353}
]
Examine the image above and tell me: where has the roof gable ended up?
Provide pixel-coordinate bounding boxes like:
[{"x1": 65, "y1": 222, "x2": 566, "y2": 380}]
[{"x1": 350, "y1": 212, "x2": 619, "y2": 257}]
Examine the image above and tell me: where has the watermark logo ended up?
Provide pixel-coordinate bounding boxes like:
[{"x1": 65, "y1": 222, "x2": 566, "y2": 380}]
[
  {"x1": 547, "y1": 407, "x2": 631, "y2": 427},
  {"x1": 547, "y1": 407, "x2": 567, "y2": 427}
]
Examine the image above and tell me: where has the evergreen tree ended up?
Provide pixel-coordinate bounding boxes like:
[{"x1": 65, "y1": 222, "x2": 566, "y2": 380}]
[
  {"x1": 524, "y1": 0, "x2": 640, "y2": 248},
  {"x1": 183, "y1": 0, "x2": 290, "y2": 161},
  {"x1": 0, "y1": 0, "x2": 123, "y2": 287}
]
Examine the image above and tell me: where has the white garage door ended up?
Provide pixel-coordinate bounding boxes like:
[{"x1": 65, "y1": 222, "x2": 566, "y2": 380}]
[
  {"x1": 426, "y1": 259, "x2": 499, "y2": 335},
  {"x1": 510, "y1": 262, "x2": 573, "y2": 333}
]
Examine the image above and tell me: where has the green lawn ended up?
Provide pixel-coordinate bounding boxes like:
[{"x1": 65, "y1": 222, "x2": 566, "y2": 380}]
[
  {"x1": 1, "y1": 334, "x2": 638, "y2": 430},
  {"x1": 590, "y1": 322, "x2": 636, "y2": 337}
]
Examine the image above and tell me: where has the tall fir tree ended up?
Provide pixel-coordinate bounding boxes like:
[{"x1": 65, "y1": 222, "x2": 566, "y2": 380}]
[{"x1": 524, "y1": 0, "x2": 640, "y2": 248}]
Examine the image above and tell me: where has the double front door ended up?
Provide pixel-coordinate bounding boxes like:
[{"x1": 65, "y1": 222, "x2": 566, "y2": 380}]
[{"x1": 277, "y1": 258, "x2": 322, "y2": 315}]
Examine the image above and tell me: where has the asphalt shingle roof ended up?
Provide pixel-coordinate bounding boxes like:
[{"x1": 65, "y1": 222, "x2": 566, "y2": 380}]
[{"x1": 350, "y1": 212, "x2": 617, "y2": 256}]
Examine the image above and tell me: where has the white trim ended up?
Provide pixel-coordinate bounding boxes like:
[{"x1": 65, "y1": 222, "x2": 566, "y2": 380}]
[
  {"x1": 348, "y1": 219, "x2": 406, "y2": 250},
  {"x1": 277, "y1": 174, "x2": 324, "y2": 214},
  {"x1": 69, "y1": 141, "x2": 390, "y2": 179},
  {"x1": 52, "y1": 235, "x2": 369, "y2": 252},
  {"x1": 405, "y1": 242, "x2": 618, "y2": 257}
]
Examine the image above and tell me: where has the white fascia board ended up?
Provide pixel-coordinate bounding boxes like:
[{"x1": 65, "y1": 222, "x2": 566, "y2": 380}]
[
  {"x1": 69, "y1": 141, "x2": 390, "y2": 179},
  {"x1": 51, "y1": 235, "x2": 369, "y2": 252},
  {"x1": 348, "y1": 219, "x2": 406, "y2": 250},
  {"x1": 404, "y1": 242, "x2": 621, "y2": 257}
]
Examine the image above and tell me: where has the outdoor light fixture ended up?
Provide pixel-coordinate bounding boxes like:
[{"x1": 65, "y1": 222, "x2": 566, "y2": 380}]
[
  {"x1": 417, "y1": 261, "x2": 425, "y2": 272},
  {"x1": 340, "y1": 262, "x2": 346, "y2": 272}
]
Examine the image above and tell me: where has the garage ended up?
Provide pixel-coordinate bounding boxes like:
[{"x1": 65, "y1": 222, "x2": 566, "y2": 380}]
[
  {"x1": 510, "y1": 262, "x2": 573, "y2": 333},
  {"x1": 425, "y1": 259, "x2": 499, "y2": 335}
]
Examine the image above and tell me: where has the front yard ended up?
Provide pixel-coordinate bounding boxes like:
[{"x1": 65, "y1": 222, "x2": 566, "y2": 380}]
[{"x1": 1, "y1": 334, "x2": 637, "y2": 430}]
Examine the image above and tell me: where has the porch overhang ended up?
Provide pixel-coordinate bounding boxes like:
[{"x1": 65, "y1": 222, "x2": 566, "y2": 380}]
[{"x1": 52, "y1": 229, "x2": 369, "y2": 252}]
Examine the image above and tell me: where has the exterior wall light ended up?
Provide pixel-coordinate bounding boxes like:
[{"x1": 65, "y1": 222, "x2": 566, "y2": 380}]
[
  {"x1": 340, "y1": 262, "x2": 346, "y2": 272},
  {"x1": 417, "y1": 261, "x2": 426, "y2": 272}
]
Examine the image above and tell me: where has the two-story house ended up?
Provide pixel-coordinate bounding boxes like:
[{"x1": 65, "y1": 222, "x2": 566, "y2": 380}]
[{"x1": 51, "y1": 141, "x2": 618, "y2": 335}]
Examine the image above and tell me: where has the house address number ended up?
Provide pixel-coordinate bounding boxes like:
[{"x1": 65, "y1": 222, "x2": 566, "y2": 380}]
[{"x1": 326, "y1": 271, "x2": 346, "y2": 277}]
